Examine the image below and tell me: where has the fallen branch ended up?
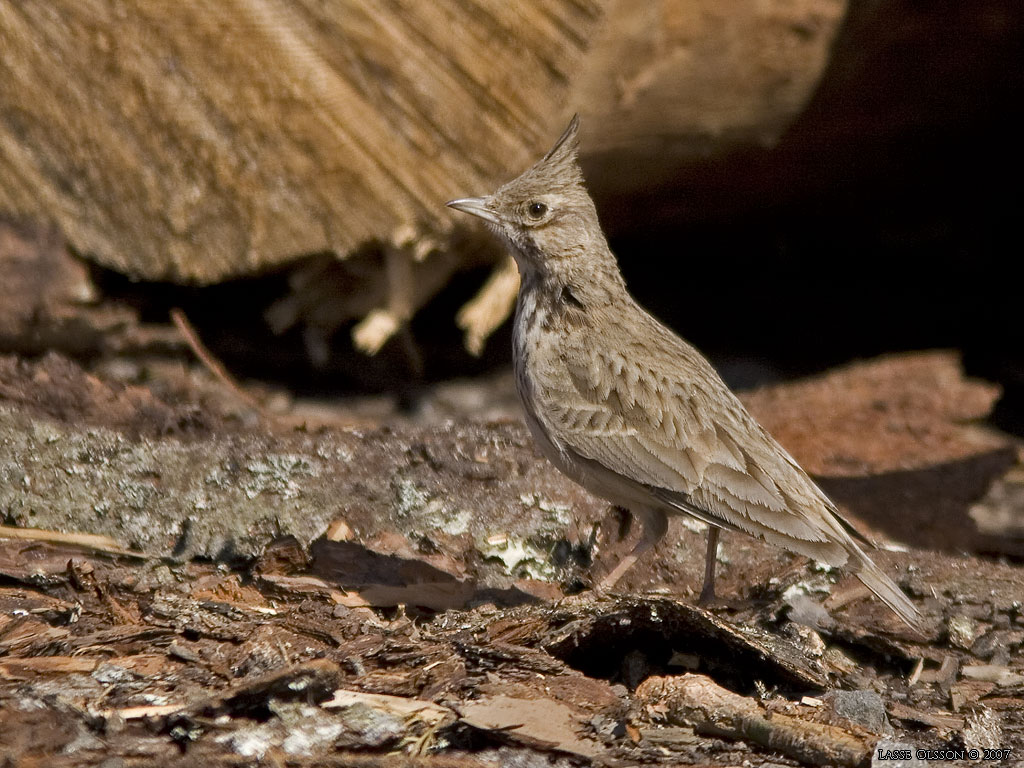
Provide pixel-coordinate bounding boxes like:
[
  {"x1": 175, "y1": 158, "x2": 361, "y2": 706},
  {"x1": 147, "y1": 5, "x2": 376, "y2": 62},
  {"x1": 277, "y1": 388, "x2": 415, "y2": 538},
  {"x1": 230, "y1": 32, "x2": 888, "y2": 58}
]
[{"x1": 635, "y1": 674, "x2": 875, "y2": 768}]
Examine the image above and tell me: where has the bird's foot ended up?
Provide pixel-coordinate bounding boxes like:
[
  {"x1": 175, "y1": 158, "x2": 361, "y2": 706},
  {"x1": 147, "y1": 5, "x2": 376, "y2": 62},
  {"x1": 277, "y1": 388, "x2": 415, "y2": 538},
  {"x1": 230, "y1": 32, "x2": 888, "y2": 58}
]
[{"x1": 697, "y1": 584, "x2": 716, "y2": 606}]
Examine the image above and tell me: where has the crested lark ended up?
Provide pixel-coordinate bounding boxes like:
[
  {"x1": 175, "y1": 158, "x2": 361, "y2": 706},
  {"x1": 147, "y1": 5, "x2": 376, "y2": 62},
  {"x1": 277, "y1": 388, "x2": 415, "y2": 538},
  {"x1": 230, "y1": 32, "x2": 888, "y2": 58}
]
[{"x1": 447, "y1": 116, "x2": 922, "y2": 629}]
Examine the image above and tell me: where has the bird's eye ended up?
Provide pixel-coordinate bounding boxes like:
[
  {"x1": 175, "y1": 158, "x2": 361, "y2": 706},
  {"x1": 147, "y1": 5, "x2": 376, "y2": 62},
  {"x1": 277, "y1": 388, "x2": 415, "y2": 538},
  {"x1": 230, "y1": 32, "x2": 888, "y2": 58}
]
[{"x1": 527, "y1": 202, "x2": 548, "y2": 219}]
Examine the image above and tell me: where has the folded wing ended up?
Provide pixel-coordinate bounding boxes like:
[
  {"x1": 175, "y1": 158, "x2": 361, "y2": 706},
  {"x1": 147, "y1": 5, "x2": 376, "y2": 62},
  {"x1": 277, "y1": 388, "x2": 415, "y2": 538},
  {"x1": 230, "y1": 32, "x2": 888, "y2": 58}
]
[{"x1": 543, "y1": 339, "x2": 861, "y2": 566}]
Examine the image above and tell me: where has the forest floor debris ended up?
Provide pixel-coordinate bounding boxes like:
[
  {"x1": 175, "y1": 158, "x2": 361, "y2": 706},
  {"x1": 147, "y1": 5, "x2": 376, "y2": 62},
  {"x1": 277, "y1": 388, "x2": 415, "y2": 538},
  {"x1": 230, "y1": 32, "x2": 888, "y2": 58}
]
[{"x1": 1, "y1": 345, "x2": 1022, "y2": 765}]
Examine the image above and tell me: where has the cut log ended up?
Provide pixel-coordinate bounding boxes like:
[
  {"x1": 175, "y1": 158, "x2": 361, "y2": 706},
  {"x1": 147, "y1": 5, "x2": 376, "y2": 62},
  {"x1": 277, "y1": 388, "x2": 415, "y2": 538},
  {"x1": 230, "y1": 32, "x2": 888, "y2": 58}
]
[
  {"x1": 575, "y1": 0, "x2": 846, "y2": 198},
  {"x1": 8, "y1": 4, "x2": 1014, "y2": 358},
  {"x1": 0, "y1": 0, "x2": 606, "y2": 283},
  {"x1": 0, "y1": 1, "x2": 855, "y2": 355}
]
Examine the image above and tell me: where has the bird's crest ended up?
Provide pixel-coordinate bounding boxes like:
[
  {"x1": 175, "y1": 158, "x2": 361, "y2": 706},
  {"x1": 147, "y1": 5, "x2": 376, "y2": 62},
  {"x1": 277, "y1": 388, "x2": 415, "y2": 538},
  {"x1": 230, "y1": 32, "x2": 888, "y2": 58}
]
[
  {"x1": 514, "y1": 114, "x2": 584, "y2": 195},
  {"x1": 543, "y1": 114, "x2": 580, "y2": 163}
]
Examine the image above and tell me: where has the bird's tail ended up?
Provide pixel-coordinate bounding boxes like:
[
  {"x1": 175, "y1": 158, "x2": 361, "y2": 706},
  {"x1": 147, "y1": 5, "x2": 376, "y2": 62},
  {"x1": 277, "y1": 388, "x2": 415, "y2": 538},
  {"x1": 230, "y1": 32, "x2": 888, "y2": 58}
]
[{"x1": 850, "y1": 550, "x2": 924, "y2": 633}]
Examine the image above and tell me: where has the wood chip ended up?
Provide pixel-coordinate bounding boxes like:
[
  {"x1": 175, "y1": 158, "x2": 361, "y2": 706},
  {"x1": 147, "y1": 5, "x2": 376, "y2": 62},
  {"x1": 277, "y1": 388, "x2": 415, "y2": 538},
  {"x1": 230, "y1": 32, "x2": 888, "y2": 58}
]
[
  {"x1": 961, "y1": 665, "x2": 1024, "y2": 686},
  {"x1": 950, "y1": 680, "x2": 997, "y2": 712},
  {"x1": 0, "y1": 525, "x2": 145, "y2": 557},
  {"x1": 184, "y1": 659, "x2": 344, "y2": 718},
  {"x1": 323, "y1": 688, "x2": 455, "y2": 728},
  {"x1": 107, "y1": 703, "x2": 186, "y2": 720},
  {"x1": 887, "y1": 701, "x2": 964, "y2": 731},
  {"x1": 0, "y1": 656, "x2": 99, "y2": 677},
  {"x1": 459, "y1": 694, "x2": 605, "y2": 758}
]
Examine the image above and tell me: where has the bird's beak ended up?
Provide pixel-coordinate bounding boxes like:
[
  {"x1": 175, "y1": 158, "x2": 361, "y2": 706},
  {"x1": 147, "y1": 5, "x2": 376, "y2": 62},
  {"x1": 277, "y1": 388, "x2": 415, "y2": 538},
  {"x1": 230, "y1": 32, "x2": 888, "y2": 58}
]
[{"x1": 445, "y1": 196, "x2": 499, "y2": 225}]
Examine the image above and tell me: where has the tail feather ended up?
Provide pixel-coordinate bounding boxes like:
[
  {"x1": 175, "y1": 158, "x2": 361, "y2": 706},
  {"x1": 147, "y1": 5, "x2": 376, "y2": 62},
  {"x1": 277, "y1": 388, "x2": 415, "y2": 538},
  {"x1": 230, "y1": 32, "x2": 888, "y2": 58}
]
[
  {"x1": 851, "y1": 552, "x2": 924, "y2": 632},
  {"x1": 820, "y1": 499, "x2": 923, "y2": 631}
]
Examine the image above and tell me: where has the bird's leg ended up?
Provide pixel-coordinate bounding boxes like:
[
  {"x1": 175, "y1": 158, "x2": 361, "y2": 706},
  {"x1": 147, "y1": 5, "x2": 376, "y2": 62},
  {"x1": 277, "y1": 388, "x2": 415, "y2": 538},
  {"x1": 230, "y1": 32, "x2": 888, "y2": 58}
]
[
  {"x1": 599, "y1": 508, "x2": 668, "y2": 590},
  {"x1": 698, "y1": 527, "x2": 721, "y2": 604}
]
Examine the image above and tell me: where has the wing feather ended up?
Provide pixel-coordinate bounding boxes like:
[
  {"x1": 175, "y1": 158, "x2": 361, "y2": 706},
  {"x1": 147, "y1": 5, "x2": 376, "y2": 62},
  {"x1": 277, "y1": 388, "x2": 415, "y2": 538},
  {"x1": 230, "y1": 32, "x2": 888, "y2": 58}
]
[{"x1": 553, "y1": 342, "x2": 850, "y2": 557}]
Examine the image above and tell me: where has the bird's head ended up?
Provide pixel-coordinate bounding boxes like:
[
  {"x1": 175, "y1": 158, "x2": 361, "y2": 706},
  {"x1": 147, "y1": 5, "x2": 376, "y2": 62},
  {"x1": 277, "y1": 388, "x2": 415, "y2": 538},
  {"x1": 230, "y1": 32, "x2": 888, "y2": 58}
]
[{"x1": 447, "y1": 115, "x2": 609, "y2": 283}]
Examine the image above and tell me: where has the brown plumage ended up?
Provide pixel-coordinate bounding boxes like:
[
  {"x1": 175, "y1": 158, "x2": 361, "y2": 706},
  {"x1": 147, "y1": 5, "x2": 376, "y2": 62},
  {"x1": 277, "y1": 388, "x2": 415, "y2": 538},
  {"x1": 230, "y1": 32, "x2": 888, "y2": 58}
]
[{"x1": 447, "y1": 116, "x2": 922, "y2": 629}]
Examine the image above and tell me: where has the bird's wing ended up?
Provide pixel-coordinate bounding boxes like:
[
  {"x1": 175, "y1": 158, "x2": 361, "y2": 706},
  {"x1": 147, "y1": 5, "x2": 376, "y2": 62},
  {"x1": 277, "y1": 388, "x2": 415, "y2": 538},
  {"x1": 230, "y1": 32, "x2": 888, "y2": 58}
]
[
  {"x1": 536, "y1": 326, "x2": 923, "y2": 630},
  {"x1": 541, "y1": 339, "x2": 855, "y2": 561}
]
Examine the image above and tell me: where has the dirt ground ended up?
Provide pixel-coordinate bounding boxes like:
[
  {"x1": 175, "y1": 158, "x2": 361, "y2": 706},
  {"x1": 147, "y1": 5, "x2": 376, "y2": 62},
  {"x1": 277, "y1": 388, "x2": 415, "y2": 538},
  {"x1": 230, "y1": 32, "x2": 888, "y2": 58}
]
[{"x1": 1, "y1": 341, "x2": 1023, "y2": 768}]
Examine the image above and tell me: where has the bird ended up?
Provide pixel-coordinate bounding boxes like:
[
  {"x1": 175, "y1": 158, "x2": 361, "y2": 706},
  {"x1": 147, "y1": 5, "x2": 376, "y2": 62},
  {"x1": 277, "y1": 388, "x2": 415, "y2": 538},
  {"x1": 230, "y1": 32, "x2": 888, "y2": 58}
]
[{"x1": 446, "y1": 115, "x2": 922, "y2": 629}]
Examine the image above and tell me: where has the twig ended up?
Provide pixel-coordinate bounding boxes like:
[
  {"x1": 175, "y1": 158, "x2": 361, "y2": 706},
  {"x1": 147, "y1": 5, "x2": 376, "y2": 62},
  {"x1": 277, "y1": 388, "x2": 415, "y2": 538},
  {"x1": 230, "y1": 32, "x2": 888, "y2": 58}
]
[
  {"x1": 170, "y1": 307, "x2": 269, "y2": 417},
  {"x1": 457, "y1": 254, "x2": 519, "y2": 356}
]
